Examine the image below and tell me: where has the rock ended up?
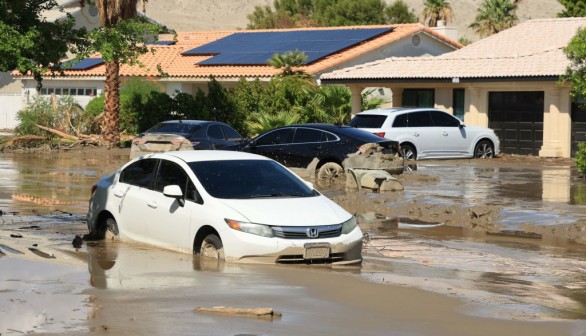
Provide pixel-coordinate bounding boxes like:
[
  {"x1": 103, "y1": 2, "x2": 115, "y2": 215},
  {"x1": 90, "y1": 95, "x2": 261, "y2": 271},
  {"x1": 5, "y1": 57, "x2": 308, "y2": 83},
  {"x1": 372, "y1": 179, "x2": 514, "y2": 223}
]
[{"x1": 72, "y1": 235, "x2": 83, "y2": 248}]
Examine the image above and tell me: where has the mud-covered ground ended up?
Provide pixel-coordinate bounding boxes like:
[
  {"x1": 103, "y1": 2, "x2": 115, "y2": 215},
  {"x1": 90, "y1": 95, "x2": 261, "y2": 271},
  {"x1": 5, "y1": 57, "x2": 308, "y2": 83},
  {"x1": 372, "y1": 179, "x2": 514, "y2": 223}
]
[{"x1": 1, "y1": 147, "x2": 586, "y2": 335}]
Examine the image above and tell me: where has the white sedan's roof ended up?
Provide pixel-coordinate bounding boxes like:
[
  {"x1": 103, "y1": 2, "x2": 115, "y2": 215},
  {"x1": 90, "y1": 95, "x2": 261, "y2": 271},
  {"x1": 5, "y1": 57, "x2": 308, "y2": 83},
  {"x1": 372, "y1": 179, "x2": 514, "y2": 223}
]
[{"x1": 152, "y1": 150, "x2": 269, "y2": 162}]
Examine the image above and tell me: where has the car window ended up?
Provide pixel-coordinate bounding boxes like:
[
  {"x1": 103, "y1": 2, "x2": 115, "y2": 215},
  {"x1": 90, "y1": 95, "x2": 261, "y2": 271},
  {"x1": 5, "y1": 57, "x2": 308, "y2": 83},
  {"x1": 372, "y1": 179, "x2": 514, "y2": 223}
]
[
  {"x1": 348, "y1": 115, "x2": 387, "y2": 128},
  {"x1": 392, "y1": 114, "x2": 408, "y2": 127},
  {"x1": 430, "y1": 111, "x2": 461, "y2": 127},
  {"x1": 324, "y1": 132, "x2": 338, "y2": 141},
  {"x1": 154, "y1": 160, "x2": 200, "y2": 202},
  {"x1": 119, "y1": 158, "x2": 158, "y2": 189},
  {"x1": 293, "y1": 128, "x2": 324, "y2": 143},
  {"x1": 147, "y1": 122, "x2": 200, "y2": 134},
  {"x1": 221, "y1": 125, "x2": 242, "y2": 140},
  {"x1": 189, "y1": 159, "x2": 317, "y2": 199},
  {"x1": 406, "y1": 112, "x2": 433, "y2": 127},
  {"x1": 207, "y1": 124, "x2": 224, "y2": 140},
  {"x1": 254, "y1": 128, "x2": 294, "y2": 146}
]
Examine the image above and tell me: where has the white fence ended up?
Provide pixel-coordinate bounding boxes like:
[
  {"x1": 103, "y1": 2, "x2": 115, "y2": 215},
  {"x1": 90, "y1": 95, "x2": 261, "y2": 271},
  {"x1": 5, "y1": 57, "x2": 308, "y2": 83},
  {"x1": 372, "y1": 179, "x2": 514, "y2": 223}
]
[{"x1": 0, "y1": 94, "x2": 22, "y2": 130}]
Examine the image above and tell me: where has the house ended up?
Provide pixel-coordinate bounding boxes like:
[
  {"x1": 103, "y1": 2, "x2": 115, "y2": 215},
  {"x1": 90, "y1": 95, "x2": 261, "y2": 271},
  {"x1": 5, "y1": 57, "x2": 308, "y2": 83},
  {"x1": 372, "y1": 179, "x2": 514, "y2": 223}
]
[
  {"x1": 320, "y1": 18, "x2": 586, "y2": 159},
  {"x1": 0, "y1": 0, "x2": 102, "y2": 130},
  {"x1": 0, "y1": 0, "x2": 164, "y2": 129},
  {"x1": 9, "y1": 23, "x2": 462, "y2": 130}
]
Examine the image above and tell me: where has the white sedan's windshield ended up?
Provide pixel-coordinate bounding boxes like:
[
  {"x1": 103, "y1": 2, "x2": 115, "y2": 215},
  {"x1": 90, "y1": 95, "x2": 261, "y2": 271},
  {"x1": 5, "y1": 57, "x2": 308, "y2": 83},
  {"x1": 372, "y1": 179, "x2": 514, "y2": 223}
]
[{"x1": 188, "y1": 160, "x2": 317, "y2": 199}]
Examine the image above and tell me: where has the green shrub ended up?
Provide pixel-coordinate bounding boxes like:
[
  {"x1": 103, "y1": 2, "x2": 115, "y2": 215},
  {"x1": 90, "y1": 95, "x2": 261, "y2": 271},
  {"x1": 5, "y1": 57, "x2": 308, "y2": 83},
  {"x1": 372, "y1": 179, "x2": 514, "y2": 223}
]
[
  {"x1": 15, "y1": 96, "x2": 55, "y2": 136},
  {"x1": 576, "y1": 142, "x2": 586, "y2": 175}
]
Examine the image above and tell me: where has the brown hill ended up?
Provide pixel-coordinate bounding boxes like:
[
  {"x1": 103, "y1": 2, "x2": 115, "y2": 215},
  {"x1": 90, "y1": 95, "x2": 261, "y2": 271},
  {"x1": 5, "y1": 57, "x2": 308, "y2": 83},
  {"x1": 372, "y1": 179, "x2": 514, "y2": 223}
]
[{"x1": 145, "y1": 0, "x2": 563, "y2": 41}]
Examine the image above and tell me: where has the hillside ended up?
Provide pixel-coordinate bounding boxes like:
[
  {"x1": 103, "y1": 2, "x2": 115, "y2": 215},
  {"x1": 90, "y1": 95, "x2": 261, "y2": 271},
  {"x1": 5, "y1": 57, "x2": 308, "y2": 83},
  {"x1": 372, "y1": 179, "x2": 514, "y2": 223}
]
[{"x1": 145, "y1": 0, "x2": 563, "y2": 41}]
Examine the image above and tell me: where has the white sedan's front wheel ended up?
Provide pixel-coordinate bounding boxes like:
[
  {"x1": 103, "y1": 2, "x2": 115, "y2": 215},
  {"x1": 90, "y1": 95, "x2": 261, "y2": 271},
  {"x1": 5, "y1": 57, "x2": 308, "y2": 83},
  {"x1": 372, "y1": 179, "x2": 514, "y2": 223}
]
[{"x1": 200, "y1": 234, "x2": 225, "y2": 260}]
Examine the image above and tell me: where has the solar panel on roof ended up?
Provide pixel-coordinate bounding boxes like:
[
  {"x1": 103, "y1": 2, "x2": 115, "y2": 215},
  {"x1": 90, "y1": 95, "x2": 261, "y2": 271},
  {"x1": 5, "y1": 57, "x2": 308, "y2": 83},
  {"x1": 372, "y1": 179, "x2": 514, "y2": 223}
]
[
  {"x1": 62, "y1": 57, "x2": 104, "y2": 70},
  {"x1": 183, "y1": 27, "x2": 394, "y2": 66}
]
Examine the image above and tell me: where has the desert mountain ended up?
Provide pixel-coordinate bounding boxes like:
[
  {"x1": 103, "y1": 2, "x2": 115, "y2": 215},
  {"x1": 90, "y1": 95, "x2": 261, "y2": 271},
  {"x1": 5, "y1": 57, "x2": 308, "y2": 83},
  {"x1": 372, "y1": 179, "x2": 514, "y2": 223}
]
[{"x1": 144, "y1": 0, "x2": 563, "y2": 42}]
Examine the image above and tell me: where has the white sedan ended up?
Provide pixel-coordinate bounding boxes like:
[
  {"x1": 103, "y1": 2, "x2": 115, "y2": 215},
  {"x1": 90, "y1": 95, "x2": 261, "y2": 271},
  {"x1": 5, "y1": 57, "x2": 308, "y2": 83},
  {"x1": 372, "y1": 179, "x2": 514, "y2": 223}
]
[{"x1": 87, "y1": 150, "x2": 363, "y2": 265}]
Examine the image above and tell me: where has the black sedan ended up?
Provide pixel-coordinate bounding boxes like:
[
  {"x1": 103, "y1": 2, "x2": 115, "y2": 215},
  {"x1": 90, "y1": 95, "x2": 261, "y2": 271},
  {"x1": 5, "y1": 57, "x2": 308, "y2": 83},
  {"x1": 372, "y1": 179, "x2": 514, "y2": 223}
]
[
  {"x1": 130, "y1": 120, "x2": 244, "y2": 159},
  {"x1": 222, "y1": 123, "x2": 399, "y2": 179}
]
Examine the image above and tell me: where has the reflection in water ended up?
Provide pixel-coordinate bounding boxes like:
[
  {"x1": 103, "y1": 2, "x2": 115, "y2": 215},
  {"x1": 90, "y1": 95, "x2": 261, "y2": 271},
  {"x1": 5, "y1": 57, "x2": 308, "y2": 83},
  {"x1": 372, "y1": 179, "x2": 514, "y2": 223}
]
[
  {"x1": 0, "y1": 151, "x2": 129, "y2": 214},
  {"x1": 86, "y1": 240, "x2": 230, "y2": 290}
]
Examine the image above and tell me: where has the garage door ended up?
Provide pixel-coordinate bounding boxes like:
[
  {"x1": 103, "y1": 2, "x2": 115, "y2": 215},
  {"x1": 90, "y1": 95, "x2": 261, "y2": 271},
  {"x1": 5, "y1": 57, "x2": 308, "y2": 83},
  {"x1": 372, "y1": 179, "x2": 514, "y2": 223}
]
[{"x1": 488, "y1": 91, "x2": 544, "y2": 156}]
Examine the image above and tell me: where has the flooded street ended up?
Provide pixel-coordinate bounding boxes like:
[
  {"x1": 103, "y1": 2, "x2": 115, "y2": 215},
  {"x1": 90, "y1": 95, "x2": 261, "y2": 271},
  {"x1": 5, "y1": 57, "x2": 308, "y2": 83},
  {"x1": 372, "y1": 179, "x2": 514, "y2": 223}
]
[{"x1": 1, "y1": 149, "x2": 586, "y2": 335}]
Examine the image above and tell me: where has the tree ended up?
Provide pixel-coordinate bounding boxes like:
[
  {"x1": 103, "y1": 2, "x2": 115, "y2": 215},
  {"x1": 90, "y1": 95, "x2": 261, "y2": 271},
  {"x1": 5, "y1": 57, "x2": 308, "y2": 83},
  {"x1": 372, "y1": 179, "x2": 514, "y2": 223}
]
[
  {"x1": 247, "y1": 0, "x2": 407, "y2": 29},
  {"x1": 313, "y1": 0, "x2": 387, "y2": 26},
  {"x1": 558, "y1": 0, "x2": 586, "y2": 17},
  {"x1": 421, "y1": 0, "x2": 453, "y2": 27},
  {"x1": 0, "y1": 0, "x2": 85, "y2": 85},
  {"x1": 385, "y1": 0, "x2": 418, "y2": 24},
  {"x1": 77, "y1": 0, "x2": 161, "y2": 145},
  {"x1": 268, "y1": 50, "x2": 310, "y2": 77},
  {"x1": 469, "y1": 0, "x2": 521, "y2": 38},
  {"x1": 563, "y1": 27, "x2": 586, "y2": 101}
]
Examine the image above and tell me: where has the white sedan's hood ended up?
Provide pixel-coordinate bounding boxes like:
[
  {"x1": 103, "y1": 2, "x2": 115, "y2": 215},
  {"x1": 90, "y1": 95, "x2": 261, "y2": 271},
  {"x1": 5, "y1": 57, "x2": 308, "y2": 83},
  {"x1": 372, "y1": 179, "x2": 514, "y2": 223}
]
[{"x1": 219, "y1": 196, "x2": 350, "y2": 226}]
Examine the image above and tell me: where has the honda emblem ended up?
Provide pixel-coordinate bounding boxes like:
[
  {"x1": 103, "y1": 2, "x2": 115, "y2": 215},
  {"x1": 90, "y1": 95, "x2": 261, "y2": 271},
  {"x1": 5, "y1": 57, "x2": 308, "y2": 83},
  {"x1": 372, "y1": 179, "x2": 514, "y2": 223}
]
[{"x1": 306, "y1": 228, "x2": 319, "y2": 238}]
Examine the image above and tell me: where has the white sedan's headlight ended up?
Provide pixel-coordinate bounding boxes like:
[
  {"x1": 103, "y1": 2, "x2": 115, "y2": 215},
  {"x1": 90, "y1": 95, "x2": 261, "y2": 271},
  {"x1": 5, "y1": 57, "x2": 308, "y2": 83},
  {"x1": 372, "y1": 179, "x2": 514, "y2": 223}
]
[
  {"x1": 341, "y1": 216, "x2": 357, "y2": 234},
  {"x1": 225, "y1": 219, "x2": 274, "y2": 238}
]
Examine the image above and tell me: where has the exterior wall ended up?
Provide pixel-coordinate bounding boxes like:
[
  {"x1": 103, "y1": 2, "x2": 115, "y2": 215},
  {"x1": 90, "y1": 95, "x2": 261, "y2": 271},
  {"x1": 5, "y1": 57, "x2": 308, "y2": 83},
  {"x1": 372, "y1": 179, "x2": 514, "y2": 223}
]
[
  {"x1": 314, "y1": 33, "x2": 459, "y2": 78},
  {"x1": 22, "y1": 78, "x2": 104, "y2": 108}
]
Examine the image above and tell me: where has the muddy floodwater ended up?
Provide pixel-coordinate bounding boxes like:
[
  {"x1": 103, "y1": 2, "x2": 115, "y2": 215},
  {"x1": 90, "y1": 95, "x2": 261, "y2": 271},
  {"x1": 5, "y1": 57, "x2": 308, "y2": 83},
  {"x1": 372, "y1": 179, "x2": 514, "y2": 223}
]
[{"x1": 1, "y1": 148, "x2": 586, "y2": 335}]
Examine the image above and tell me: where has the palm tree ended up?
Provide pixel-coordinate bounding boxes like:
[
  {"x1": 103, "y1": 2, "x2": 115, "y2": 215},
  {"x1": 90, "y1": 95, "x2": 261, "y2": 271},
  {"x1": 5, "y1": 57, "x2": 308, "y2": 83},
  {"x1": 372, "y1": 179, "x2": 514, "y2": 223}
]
[
  {"x1": 469, "y1": 0, "x2": 522, "y2": 37},
  {"x1": 421, "y1": 0, "x2": 453, "y2": 27},
  {"x1": 80, "y1": 0, "x2": 146, "y2": 144},
  {"x1": 268, "y1": 50, "x2": 310, "y2": 77}
]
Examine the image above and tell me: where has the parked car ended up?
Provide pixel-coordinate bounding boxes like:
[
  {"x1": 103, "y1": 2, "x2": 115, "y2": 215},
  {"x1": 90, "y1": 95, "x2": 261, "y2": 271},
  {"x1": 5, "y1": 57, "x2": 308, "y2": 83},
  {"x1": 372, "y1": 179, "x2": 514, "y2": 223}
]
[
  {"x1": 130, "y1": 120, "x2": 244, "y2": 159},
  {"x1": 87, "y1": 150, "x2": 363, "y2": 265},
  {"x1": 222, "y1": 123, "x2": 400, "y2": 179},
  {"x1": 348, "y1": 107, "x2": 500, "y2": 160}
]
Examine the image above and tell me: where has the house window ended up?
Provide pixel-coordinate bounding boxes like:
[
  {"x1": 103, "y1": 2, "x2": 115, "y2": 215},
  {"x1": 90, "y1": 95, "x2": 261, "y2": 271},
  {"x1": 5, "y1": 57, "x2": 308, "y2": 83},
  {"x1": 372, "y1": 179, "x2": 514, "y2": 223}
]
[
  {"x1": 403, "y1": 89, "x2": 434, "y2": 107},
  {"x1": 453, "y1": 88, "x2": 465, "y2": 121},
  {"x1": 38, "y1": 87, "x2": 98, "y2": 96}
]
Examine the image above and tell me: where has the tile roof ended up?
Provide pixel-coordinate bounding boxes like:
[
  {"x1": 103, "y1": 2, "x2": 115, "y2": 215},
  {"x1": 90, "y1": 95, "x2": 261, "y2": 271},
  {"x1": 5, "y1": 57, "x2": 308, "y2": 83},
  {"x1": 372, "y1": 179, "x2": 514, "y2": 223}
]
[
  {"x1": 321, "y1": 18, "x2": 586, "y2": 82},
  {"x1": 14, "y1": 24, "x2": 461, "y2": 80}
]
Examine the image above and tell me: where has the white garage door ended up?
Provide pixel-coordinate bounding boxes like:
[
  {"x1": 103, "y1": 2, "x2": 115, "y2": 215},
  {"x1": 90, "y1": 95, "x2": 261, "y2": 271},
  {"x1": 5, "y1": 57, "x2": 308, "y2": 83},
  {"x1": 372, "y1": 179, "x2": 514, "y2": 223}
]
[{"x1": 0, "y1": 94, "x2": 22, "y2": 130}]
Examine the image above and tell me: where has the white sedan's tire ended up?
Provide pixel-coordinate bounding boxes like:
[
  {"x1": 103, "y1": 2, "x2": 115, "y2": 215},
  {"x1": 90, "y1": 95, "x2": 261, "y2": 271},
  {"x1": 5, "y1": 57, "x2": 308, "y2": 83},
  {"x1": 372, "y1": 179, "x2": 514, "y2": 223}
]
[{"x1": 200, "y1": 234, "x2": 225, "y2": 260}]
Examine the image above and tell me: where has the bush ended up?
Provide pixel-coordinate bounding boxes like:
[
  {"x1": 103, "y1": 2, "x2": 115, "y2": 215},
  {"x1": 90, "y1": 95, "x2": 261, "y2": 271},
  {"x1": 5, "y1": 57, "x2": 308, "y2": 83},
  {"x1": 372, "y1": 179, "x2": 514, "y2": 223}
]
[
  {"x1": 576, "y1": 142, "x2": 586, "y2": 175},
  {"x1": 15, "y1": 95, "x2": 101, "y2": 137}
]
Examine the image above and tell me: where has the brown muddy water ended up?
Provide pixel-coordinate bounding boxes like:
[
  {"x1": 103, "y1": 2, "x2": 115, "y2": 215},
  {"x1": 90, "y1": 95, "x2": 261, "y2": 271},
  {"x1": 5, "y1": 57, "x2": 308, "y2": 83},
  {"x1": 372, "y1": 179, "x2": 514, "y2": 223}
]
[{"x1": 1, "y1": 149, "x2": 586, "y2": 335}]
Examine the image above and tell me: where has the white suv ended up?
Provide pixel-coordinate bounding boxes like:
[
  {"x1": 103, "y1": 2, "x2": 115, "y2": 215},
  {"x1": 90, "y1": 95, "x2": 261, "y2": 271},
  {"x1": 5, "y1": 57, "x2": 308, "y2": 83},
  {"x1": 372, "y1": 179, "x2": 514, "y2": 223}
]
[{"x1": 348, "y1": 107, "x2": 500, "y2": 160}]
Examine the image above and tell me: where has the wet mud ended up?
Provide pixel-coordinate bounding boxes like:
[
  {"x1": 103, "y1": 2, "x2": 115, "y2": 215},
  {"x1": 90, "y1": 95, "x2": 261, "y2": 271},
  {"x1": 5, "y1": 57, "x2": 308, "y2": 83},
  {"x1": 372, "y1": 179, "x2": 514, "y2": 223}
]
[{"x1": 2, "y1": 149, "x2": 586, "y2": 334}]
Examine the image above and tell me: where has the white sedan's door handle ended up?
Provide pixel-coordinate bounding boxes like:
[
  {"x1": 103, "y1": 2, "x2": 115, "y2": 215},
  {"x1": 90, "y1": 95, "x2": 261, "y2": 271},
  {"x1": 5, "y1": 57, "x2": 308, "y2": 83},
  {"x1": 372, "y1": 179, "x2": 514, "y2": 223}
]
[
  {"x1": 442, "y1": 131, "x2": 448, "y2": 136},
  {"x1": 113, "y1": 190, "x2": 125, "y2": 198},
  {"x1": 413, "y1": 132, "x2": 420, "y2": 137},
  {"x1": 147, "y1": 201, "x2": 158, "y2": 209}
]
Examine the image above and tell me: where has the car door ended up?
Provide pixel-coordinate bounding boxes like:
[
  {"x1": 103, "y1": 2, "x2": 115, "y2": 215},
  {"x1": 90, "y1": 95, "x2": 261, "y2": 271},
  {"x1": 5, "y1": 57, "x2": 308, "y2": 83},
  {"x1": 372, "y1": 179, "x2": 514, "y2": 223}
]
[
  {"x1": 246, "y1": 128, "x2": 294, "y2": 164},
  {"x1": 404, "y1": 111, "x2": 443, "y2": 158},
  {"x1": 147, "y1": 159, "x2": 195, "y2": 250},
  {"x1": 114, "y1": 158, "x2": 159, "y2": 242},
  {"x1": 280, "y1": 127, "x2": 327, "y2": 167},
  {"x1": 430, "y1": 110, "x2": 469, "y2": 157}
]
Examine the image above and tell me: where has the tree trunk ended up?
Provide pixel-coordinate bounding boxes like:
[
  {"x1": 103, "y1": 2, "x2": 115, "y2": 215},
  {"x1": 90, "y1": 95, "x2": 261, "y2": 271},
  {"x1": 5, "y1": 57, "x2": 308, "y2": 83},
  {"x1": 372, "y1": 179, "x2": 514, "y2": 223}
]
[{"x1": 102, "y1": 61, "x2": 121, "y2": 145}]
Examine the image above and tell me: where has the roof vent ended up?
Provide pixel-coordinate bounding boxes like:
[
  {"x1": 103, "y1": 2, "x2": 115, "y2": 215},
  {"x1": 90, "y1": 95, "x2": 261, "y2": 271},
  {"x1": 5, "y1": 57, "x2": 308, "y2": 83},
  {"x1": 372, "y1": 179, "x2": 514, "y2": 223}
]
[{"x1": 412, "y1": 35, "x2": 421, "y2": 46}]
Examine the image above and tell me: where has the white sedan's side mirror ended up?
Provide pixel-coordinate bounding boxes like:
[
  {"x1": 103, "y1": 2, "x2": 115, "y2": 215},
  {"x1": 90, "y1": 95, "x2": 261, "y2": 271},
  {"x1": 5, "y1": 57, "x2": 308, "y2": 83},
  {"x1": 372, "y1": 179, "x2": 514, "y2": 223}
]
[
  {"x1": 163, "y1": 184, "x2": 184, "y2": 203},
  {"x1": 163, "y1": 185, "x2": 183, "y2": 198}
]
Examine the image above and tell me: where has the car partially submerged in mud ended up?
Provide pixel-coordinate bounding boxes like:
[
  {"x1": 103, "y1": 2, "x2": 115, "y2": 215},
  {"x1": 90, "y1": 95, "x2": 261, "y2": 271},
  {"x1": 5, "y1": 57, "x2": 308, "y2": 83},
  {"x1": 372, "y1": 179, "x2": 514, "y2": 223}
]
[{"x1": 87, "y1": 150, "x2": 363, "y2": 265}]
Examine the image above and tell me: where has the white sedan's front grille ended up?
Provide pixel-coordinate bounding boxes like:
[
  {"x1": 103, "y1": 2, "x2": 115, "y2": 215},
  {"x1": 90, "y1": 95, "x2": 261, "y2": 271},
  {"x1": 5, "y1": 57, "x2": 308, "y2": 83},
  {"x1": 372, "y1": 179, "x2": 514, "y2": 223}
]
[{"x1": 272, "y1": 224, "x2": 342, "y2": 239}]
